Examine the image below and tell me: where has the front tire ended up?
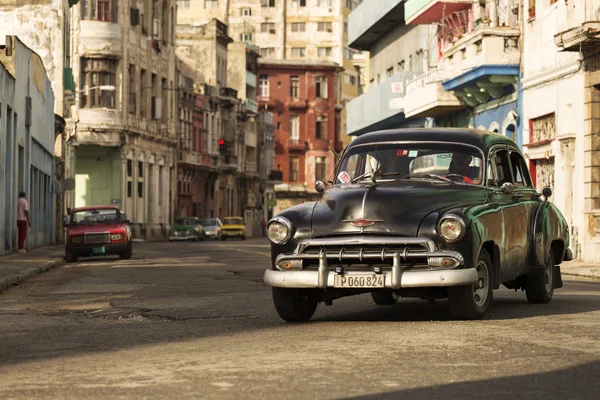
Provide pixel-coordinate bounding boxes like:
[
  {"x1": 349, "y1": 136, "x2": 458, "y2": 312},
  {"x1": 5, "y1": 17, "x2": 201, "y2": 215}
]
[
  {"x1": 119, "y1": 242, "x2": 133, "y2": 260},
  {"x1": 448, "y1": 249, "x2": 493, "y2": 320},
  {"x1": 371, "y1": 291, "x2": 399, "y2": 305},
  {"x1": 525, "y1": 253, "x2": 554, "y2": 304},
  {"x1": 272, "y1": 287, "x2": 318, "y2": 322},
  {"x1": 65, "y1": 249, "x2": 78, "y2": 263}
]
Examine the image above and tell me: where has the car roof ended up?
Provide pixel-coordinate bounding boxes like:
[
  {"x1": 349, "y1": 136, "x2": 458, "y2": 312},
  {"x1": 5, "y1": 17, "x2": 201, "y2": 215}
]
[
  {"x1": 347, "y1": 128, "x2": 517, "y2": 154},
  {"x1": 224, "y1": 217, "x2": 243, "y2": 220},
  {"x1": 72, "y1": 205, "x2": 120, "y2": 212}
]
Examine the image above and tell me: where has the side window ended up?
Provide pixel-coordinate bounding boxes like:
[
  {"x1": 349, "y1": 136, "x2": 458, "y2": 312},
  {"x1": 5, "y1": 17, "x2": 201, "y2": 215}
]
[
  {"x1": 486, "y1": 159, "x2": 497, "y2": 186},
  {"x1": 509, "y1": 151, "x2": 533, "y2": 188},
  {"x1": 490, "y1": 149, "x2": 512, "y2": 186}
]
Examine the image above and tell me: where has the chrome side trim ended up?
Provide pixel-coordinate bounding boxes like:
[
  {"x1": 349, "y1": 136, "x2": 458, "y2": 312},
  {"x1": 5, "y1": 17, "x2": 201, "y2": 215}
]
[
  {"x1": 263, "y1": 268, "x2": 479, "y2": 289},
  {"x1": 295, "y1": 236, "x2": 437, "y2": 253}
]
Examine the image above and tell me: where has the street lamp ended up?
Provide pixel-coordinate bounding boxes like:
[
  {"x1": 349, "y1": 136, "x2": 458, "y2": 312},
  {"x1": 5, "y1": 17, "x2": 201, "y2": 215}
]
[{"x1": 75, "y1": 85, "x2": 116, "y2": 93}]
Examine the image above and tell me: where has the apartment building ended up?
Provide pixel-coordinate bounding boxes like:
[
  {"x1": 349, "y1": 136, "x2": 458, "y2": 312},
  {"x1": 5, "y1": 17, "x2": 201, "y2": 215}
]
[
  {"x1": 176, "y1": 0, "x2": 360, "y2": 147},
  {"x1": 66, "y1": 1, "x2": 179, "y2": 240},
  {"x1": 258, "y1": 59, "x2": 342, "y2": 213}
]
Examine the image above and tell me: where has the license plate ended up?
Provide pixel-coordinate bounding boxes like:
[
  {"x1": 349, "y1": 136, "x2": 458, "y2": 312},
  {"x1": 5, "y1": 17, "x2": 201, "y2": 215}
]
[
  {"x1": 93, "y1": 247, "x2": 106, "y2": 255},
  {"x1": 334, "y1": 274, "x2": 385, "y2": 288}
]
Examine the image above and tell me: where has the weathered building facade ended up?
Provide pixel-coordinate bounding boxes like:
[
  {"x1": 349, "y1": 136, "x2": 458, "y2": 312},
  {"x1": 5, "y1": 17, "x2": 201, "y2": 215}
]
[
  {"x1": 258, "y1": 60, "x2": 342, "y2": 214},
  {"x1": 67, "y1": 1, "x2": 179, "y2": 240},
  {"x1": 1, "y1": 36, "x2": 56, "y2": 253},
  {"x1": 176, "y1": 0, "x2": 360, "y2": 147}
]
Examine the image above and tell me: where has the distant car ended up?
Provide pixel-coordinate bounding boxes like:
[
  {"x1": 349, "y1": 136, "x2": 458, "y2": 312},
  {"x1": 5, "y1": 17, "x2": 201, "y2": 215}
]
[
  {"x1": 263, "y1": 128, "x2": 572, "y2": 322},
  {"x1": 169, "y1": 217, "x2": 206, "y2": 241},
  {"x1": 201, "y1": 218, "x2": 223, "y2": 240},
  {"x1": 221, "y1": 217, "x2": 247, "y2": 240},
  {"x1": 65, "y1": 206, "x2": 132, "y2": 263}
]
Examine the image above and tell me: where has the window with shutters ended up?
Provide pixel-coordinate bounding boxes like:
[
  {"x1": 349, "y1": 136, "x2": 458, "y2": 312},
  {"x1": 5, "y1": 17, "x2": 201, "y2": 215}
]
[
  {"x1": 289, "y1": 157, "x2": 299, "y2": 182},
  {"x1": 315, "y1": 76, "x2": 327, "y2": 98},
  {"x1": 261, "y1": 23, "x2": 276, "y2": 33},
  {"x1": 205, "y1": 0, "x2": 218, "y2": 9},
  {"x1": 290, "y1": 76, "x2": 299, "y2": 97},
  {"x1": 318, "y1": 47, "x2": 332, "y2": 57},
  {"x1": 317, "y1": 22, "x2": 332, "y2": 32},
  {"x1": 81, "y1": 0, "x2": 118, "y2": 22},
  {"x1": 315, "y1": 115, "x2": 327, "y2": 139},
  {"x1": 315, "y1": 157, "x2": 327, "y2": 182},
  {"x1": 291, "y1": 22, "x2": 306, "y2": 32},
  {"x1": 80, "y1": 58, "x2": 117, "y2": 109},
  {"x1": 261, "y1": 0, "x2": 275, "y2": 7}
]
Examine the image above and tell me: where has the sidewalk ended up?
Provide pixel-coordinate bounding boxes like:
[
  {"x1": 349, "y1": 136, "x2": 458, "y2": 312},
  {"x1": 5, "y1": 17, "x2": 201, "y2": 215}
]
[
  {"x1": 0, "y1": 245, "x2": 65, "y2": 293},
  {"x1": 560, "y1": 260, "x2": 600, "y2": 280}
]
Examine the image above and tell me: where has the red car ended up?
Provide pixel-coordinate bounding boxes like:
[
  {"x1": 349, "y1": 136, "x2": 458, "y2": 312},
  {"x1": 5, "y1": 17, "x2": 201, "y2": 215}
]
[{"x1": 65, "y1": 206, "x2": 133, "y2": 262}]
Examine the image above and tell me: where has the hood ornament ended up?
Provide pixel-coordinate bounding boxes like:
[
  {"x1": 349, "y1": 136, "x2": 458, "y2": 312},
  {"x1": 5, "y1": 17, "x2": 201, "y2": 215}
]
[{"x1": 343, "y1": 218, "x2": 385, "y2": 227}]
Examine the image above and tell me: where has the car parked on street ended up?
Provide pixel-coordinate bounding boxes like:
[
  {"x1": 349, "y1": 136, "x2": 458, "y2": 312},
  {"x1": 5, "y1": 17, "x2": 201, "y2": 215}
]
[
  {"x1": 201, "y1": 218, "x2": 223, "y2": 240},
  {"x1": 169, "y1": 217, "x2": 206, "y2": 241},
  {"x1": 263, "y1": 128, "x2": 572, "y2": 322},
  {"x1": 65, "y1": 206, "x2": 132, "y2": 262},
  {"x1": 221, "y1": 217, "x2": 247, "y2": 240}
]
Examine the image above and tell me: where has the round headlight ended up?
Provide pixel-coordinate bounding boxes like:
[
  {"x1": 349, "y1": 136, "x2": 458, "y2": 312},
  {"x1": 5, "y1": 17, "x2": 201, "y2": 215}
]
[
  {"x1": 267, "y1": 217, "x2": 293, "y2": 245},
  {"x1": 439, "y1": 215, "x2": 466, "y2": 242}
]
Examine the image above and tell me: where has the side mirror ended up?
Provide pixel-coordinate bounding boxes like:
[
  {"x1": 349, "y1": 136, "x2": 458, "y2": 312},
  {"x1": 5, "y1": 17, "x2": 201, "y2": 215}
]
[
  {"x1": 315, "y1": 180, "x2": 326, "y2": 194},
  {"x1": 501, "y1": 182, "x2": 515, "y2": 195},
  {"x1": 542, "y1": 186, "x2": 552, "y2": 198},
  {"x1": 124, "y1": 219, "x2": 131, "y2": 225}
]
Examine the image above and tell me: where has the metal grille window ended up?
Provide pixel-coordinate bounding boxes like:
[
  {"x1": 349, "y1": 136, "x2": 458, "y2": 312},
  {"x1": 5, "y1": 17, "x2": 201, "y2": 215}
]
[
  {"x1": 291, "y1": 22, "x2": 305, "y2": 32},
  {"x1": 315, "y1": 115, "x2": 327, "y2": 139},
  {"x1": 289, "y1": 157, "x2": 299, "y2": 182},
  {"x1": 315, "y1": 76, "x2": 327, "y2": 98},
  {"x1": 318, "y1": 47, "x2": 332, "y2": 57},
  {"x1": 261, "y1": 23, "x2": 276, "y2": 33},
  {"x1": 80, "y1": 58, "x2": 117, "y2": 109},
  {"x1": 128, "y1": 64, "x2": 136, "y2": 115},
  {"x1": 291, "y1": 47, "x2": 305, "y2": 58},
  {"x1": 315, "y1": 156, "x2": 327, "y2": 182},
  {"x1": 205, "y1": 0, "x2": 218, "y2": 9},
  {"x1": 81, "y1": 0, "x2": 118, "y2": 22},
  {"x1": 290, "y1": 76, "x2": 299, "y2": 97},
  {"x1": 317, "y1": 22, "x2": 332, "y2": 32}
]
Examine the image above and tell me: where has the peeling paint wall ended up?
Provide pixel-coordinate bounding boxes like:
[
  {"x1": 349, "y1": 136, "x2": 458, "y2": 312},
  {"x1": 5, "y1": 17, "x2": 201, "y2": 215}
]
[{"x1": 0, "y1": 0, "x2": 70, "y2": 116}]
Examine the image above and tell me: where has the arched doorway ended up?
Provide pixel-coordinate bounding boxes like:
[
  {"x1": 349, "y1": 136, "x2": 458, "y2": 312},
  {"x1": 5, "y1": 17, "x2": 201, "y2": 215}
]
[{"x1": 505, "y1": 123, "x2": 516, "y2": 142}]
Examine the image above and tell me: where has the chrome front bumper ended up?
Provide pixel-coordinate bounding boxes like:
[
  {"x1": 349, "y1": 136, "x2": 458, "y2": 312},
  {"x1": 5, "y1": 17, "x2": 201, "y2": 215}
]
[
  {"x1": 169, "y1": 234, "x2": 195, "y2": 241},
  {"x1": 264, "y1": 236, "x2": 474, "y2": 289}
]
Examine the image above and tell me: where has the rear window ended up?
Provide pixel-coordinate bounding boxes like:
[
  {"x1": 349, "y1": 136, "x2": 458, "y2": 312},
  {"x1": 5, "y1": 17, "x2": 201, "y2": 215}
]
[{"x1": 225, "y1": 218, "x2": 244, "y2": 225}]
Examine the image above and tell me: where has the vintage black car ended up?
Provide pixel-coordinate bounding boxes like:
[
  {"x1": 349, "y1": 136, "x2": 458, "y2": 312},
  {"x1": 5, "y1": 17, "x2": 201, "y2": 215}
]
[{"x1": 263, "y1": 128, "x2": 572, "y2": 322}]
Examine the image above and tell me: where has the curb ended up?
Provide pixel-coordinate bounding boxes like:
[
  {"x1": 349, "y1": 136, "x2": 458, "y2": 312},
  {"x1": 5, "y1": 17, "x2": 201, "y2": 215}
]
[
  {"x1": 562, "y1": 271, "x2": 600, "y2": 281},
  {"x1": 0, "y1": 258, "x2": 66, "y2": 294}
]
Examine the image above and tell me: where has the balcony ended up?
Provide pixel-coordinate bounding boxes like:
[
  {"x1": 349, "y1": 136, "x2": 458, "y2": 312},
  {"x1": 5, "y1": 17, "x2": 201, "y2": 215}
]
[
  {"x1": 347, "y1": 70, "x2": 420, "y2": 136},
  {"x1": 219, "y1": 155, "x2": 238, "y2": 171},
  {"x1": 555, "y1": 22, "x2": 600, "y2": 53},
  {"x1": 403, "y1": 67, "x2": 463, "y2": 118},
  {"x1": 245, "y1": 161, "x2": 257, "y2": 173},
  {"x1": 405, "y1": 0, "x2": 472, "y2": 25},
  {"x1": 268, "y1": 170, "x2": 283, "y2": 182},
  {"x1": 219, "y1": 87, "x2": 238, "y2": 100},
  {"x1": 285, "y1": 97, "x2": 307, "y2": 110},
  {"x1": 440, "y1": 26, "x2": 520, "y2": 107},
  {"x1": 348, "y1": 0, "x2": 405, "y2": 50},
  {"x1": 288, "y1": 139, "x2": 307, "y2": 152},
  {"x1": 246, "y1": 70, "x2": 257, "y2": 87},
  {"x1": 257, "y1": 95, "x2": 277, "y2": 109},
  {"x1": 178, "y1": 150, "x2": 214, "y2": 169},
  {"x1": 244, "y1": 99, "x2": 258, "y2": 114}
]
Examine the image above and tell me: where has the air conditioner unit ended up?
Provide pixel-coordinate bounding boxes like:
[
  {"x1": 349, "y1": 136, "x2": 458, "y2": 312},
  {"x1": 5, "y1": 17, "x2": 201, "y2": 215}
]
[{"x1": 269, "y1": 29, "x2": 276, "y2": 34}]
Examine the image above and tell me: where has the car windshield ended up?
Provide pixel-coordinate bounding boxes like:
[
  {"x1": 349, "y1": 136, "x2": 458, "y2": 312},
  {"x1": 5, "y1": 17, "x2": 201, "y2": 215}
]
[
  {"x1": 176, "y1": 218, "x2": 197, "y2": 226},
  {"x1": 335, "y1": 142, "x2": 484, "y2": 185},
  {"x1": 201, "y1": 219, "x2": 219, "y2": 227},
  {"x1": 224, "y1": 218, "x2": 243, "y2": 225},
  {"x1": 71, "y1": 209, "x2": 121, "y2": 226}
]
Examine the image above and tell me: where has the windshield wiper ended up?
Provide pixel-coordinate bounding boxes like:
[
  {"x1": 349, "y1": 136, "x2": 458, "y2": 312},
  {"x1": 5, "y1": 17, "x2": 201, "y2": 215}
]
[
  {"x1": 351, "y1": 164, "x2": 384, "y2": 184},
  {"x1": 407, "y1": 174, "x2": 455, "y2": 184}
]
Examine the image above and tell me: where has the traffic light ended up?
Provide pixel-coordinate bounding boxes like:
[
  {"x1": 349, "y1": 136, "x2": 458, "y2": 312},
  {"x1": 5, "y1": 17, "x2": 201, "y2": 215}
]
[{"x1": 219, "y1": 139, "x2": 226, "y2": 154}]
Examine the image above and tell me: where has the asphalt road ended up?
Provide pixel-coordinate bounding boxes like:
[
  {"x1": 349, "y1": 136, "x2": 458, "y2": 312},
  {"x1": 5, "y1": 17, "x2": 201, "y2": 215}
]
[{"x1": 1, "y1": 239, "x2": 600, "y2": 399}]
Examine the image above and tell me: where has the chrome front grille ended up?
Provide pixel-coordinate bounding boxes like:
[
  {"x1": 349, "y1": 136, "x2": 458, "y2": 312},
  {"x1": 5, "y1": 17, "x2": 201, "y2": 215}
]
[{"x1": 84, "y1": 233, "x2": 110, "y2": 244}]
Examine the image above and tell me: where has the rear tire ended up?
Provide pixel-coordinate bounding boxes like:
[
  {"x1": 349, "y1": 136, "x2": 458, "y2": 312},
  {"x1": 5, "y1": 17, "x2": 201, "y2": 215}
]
[
  {"x1": 371, "y1": 291, "x2": 399, "y2": 305},
  {"x1": 119, "y1": 242, "x2": 133, "y2": 260},
  {"x1": 272, "y1": 287, "x2": 318, "y2": 322},
  {"x1": 526, "y1": 253, "x2": 554, "y2": 304},
  {"x1": 448, "y1": 249, "x2": 493, "y2": 320}
]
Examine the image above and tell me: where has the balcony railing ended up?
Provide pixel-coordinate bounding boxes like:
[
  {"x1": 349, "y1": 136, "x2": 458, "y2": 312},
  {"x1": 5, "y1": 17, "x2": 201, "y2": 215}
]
[
  {"x1": 244, "y1": 99, "x2": 258, "y2": 114},
  {"x1": 403, "y1": 67, "x2": 463, "y2": 118},
  {"x1": 219, "y1": 87, "x2": 238, "y2": 98},
  {"x1": 285, "y1": 97, "x2": 308, "y2": 109},
  {"x1": 406, "y1": 67, "x2": 446, "y2": 94},
  {"x1": 348, "y1": 0, "x2": 405, "y2": 49},
  {"x1": 245, "y1": 161, "x2": 257, "y2": 172}
]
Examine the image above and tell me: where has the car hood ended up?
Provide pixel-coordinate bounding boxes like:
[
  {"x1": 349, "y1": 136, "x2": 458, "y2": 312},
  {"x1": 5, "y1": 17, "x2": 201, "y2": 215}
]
[
  {"x1": 310, "y1": 181, "x2": 486, "y2": 237},
  {"x1": 172, "y1": 224, "x2": 195, "y2": 232},
  {"x1": 223, "y1": 224, "x2": 245, "y2": 230}
]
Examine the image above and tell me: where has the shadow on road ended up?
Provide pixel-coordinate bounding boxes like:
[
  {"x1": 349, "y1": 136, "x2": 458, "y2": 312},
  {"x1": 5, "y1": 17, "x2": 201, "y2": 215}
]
[{"x1": 348, "y1": 360, "x2": 600, "y2": 399}]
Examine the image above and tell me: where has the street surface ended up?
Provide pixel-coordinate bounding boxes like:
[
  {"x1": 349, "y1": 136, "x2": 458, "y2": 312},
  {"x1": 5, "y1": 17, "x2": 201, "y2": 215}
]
[{"x1": 1, "y1": 239, "x2": 600, "y2": 399}]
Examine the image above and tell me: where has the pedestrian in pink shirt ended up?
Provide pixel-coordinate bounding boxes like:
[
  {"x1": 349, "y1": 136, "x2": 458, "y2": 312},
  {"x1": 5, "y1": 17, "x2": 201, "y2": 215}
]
[{"x1": 17, "y1": 191, "x2": 31, "y2": 252}]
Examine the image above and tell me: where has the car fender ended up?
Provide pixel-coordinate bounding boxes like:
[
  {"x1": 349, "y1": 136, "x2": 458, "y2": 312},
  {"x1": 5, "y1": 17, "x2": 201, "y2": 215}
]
[{"x1": 529, "y1": 201, "x2": 570, "y2": 267}]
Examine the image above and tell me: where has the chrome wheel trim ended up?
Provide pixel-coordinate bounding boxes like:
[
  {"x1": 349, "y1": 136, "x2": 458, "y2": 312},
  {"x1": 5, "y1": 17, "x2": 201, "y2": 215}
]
[{"x1": 473, "y1": 261, "x2": 489, "y2": 307}]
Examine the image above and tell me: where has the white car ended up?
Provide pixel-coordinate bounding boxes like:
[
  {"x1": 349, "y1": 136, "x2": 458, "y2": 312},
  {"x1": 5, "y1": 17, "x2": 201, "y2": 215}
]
[{"x1": 200, "y1": 218, "x2": 223, "y2": 240}]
